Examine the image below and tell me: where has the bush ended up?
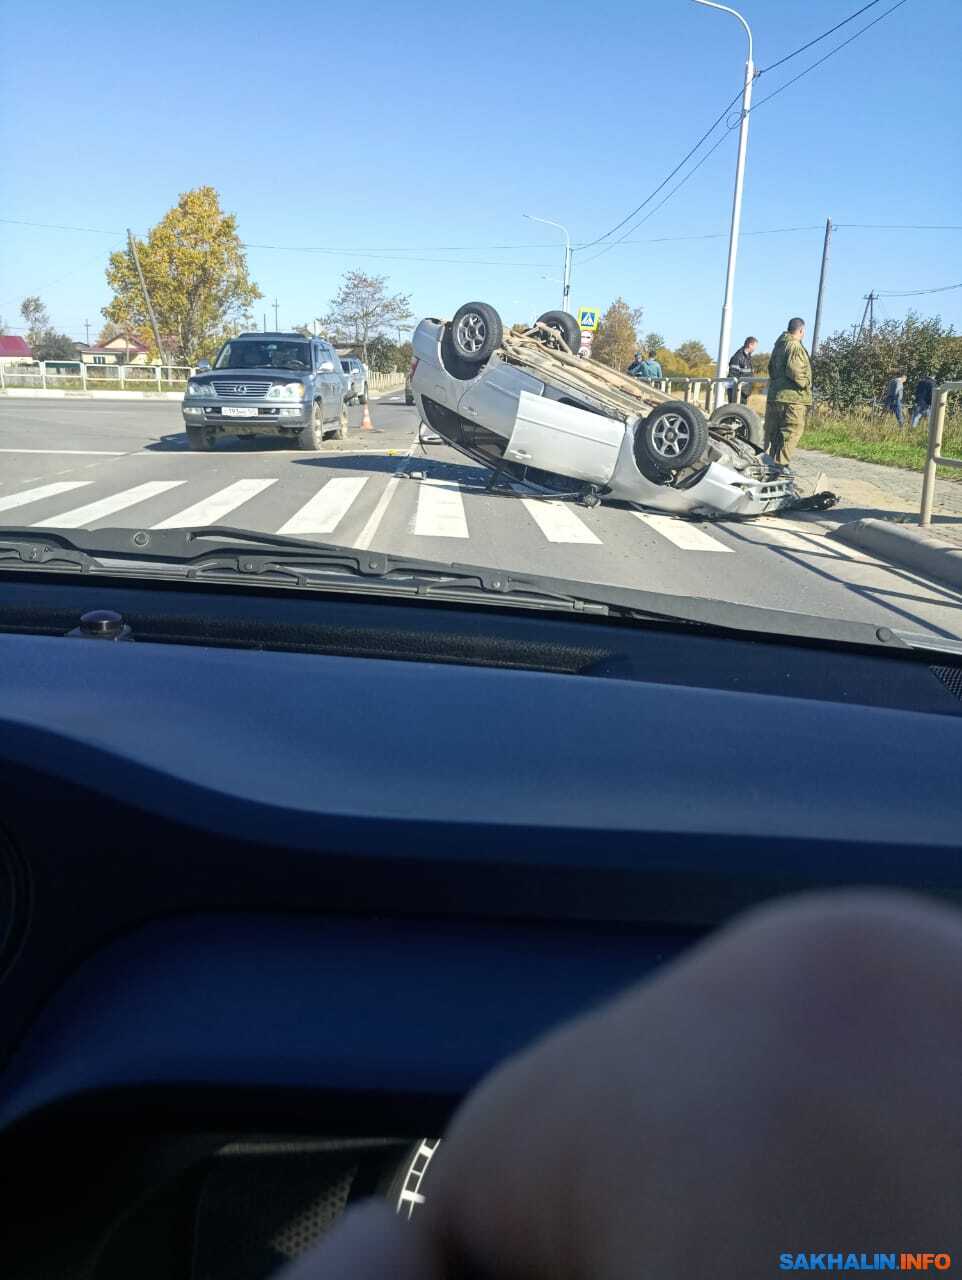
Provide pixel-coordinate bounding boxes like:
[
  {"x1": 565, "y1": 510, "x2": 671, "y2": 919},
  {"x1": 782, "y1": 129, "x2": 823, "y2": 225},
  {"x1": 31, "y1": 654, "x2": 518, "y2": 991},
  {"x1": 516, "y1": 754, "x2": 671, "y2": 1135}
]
[{"x1": 813, "y1": 312, "x2": 962, "y2": 411}]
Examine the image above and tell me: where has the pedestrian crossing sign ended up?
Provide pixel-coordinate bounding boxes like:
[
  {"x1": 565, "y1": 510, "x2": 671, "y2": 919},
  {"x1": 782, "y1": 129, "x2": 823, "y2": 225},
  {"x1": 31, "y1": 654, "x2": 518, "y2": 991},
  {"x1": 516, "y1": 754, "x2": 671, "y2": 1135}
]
[{"x1": 578, "y1": 308, "x2": 599, "y2": 331}]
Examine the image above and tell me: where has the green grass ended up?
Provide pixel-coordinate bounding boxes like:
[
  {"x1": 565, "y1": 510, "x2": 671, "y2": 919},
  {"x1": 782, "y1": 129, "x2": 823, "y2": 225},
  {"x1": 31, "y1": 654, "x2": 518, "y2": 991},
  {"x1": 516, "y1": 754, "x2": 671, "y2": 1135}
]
[{"x1": 800, "y1": 409, "x2": 962, "y2": 481}]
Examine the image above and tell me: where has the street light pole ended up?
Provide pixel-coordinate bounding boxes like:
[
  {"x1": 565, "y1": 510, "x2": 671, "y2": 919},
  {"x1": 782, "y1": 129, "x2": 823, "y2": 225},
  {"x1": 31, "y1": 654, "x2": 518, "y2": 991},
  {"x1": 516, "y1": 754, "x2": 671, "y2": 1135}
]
[
  {"x1": 694, "y1": 0, "x2": 753, "y2": 410},
  {"x1": 524, "y1": 214, "x2": 572, "y2": 314}
]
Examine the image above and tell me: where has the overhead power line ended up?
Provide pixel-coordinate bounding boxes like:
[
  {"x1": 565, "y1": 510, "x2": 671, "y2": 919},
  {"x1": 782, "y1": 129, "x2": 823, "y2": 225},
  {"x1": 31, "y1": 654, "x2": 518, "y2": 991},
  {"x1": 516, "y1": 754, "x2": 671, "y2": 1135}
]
[
  {"x1": 877, "y1": 282, "x2": 962, "y2": 297},
  {"x1": 749, "y1": 0, "x2": 910, "y2": 114},
  {"x1": 757, "y1": 0, "x2": 889, "y2": 75}
]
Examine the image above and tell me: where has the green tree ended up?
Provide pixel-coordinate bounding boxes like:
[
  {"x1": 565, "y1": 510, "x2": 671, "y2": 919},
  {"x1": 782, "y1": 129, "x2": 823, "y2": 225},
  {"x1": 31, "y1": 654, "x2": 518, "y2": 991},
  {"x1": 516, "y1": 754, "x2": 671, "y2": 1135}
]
[
  {"x1": 592, "y1": 298, "x2": 640, "y2": 370},
  {"x1": 675, "y1": 339, "x2": 711, "y2": 370},
  {"x1": 643, "y1": 331, "x2": 665, "y2": 355},
  {"x1": 813, "y1": 312, "x2": 961, "y2": 411},
  {"x1": 103, "y1": 186, "x2": 261, "y2": 364},
  {"x1": 20, "y1": 296, "x2": 51, "y2": 351},
  {"x1": 33, "y1": 332, "x2": 78, "y2": 361},
  {"x1": 655, "y1": 347, "x2": 693, "y2": 377},
  {"x1": 366, "y1": 334, "x2": 402, "y2": 372},
  {"x1": 0, "y1": 316, "x2": 7, "y2": 335},
  {"x1": 751, "y1": 351, "x2": 770, "y2": 374},
  {"x1": 324, "y1": 271, "x2": 412, "y2": 364}
]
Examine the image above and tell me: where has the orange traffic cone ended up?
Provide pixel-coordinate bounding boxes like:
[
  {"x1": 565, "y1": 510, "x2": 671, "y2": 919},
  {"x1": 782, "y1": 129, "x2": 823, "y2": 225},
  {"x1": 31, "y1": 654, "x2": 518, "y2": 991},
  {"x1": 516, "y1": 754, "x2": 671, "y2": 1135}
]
[{"x1": 361, "y1": 402, "x2": 373, "y2": 431}]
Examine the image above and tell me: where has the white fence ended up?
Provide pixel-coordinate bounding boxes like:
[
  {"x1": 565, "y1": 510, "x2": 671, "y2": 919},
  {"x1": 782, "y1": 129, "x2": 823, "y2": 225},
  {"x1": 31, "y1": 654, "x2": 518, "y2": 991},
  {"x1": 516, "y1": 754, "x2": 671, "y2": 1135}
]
[
  {"x1": 0, "y1": 361, "x2": 407, "y2": 394},
  {"x1": 630, "y1": 374, "x2": 770, "y2": 412}
]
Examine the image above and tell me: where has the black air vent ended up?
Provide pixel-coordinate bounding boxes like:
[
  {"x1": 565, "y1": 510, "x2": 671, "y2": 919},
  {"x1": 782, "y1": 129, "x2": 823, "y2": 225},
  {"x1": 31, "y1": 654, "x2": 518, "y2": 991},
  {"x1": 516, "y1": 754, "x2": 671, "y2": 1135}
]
[{"x1": 932, "y1": 665, "x2": 962, "y2": 702}]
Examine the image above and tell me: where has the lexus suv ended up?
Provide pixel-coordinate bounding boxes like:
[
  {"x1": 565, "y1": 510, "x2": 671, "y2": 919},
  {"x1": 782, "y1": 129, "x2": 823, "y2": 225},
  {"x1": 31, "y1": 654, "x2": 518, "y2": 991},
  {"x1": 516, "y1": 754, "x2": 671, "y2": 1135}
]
[{"x1": 182, "y1": 332, "x2": 349, "y2": 451}]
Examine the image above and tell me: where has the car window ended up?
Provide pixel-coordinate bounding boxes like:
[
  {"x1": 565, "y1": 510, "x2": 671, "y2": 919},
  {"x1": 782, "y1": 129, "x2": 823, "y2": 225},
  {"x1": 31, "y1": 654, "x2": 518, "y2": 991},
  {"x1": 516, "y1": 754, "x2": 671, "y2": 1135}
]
[{"x1": 215, "y1": 340, "x2": 311, "y2": 372}]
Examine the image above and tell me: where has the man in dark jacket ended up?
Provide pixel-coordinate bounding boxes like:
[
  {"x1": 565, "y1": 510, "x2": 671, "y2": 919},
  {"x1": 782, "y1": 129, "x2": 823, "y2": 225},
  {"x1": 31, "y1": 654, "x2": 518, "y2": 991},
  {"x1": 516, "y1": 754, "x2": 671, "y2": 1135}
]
[
  {"x1": 764, "y1": 318, "x2": 812, "y2": 464},
  {"x1": 912, "y1": 375, "x2": 935, "y2": 430},
  {"x1": 727, "y1": 336, "x2": 758, "y2": 404}
]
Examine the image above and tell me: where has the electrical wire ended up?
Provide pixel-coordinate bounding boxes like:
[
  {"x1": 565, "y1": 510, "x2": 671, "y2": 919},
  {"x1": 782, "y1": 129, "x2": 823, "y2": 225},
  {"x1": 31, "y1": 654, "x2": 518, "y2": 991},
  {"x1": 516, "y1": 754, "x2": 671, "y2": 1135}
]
[
  {"x1": 757, "y1": 0, "x2": 888, "y2": 75},
  {"x1": 574, "y1": 87, "x2": 744, "y2": 251},
  {"x1": 749, "y1": 0, "x2": 910, "y2": 114},
  {"x1": 877, "y1": 282, "x2": 962, "y2": 297}
]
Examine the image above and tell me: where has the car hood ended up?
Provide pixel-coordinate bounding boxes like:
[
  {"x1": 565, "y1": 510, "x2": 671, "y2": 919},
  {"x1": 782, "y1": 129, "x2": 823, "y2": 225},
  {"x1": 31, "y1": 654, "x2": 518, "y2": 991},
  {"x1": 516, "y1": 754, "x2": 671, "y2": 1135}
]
[{"x1": 192, "y1": 368, "x2": 309, "y2": 384}]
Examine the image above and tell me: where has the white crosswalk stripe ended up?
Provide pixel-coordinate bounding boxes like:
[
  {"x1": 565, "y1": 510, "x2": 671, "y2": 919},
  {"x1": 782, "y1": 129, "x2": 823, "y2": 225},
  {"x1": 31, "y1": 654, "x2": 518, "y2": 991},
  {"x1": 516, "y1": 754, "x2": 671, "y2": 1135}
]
[
  {"x1": 521, "y1": 498, "x2": 601, "y2": 544},
  {"x1": 33, "y1": 481, "x2": 186, "y2": 528},
  {"x1": 0, "y1": 481, "x2": 91, "y2": 514},
  {"x1": 278, "y1": 477, "x2": 369, "y2": 536},
  {"x1": 633, "y1": 512, "x2": 734, "y2": 552},
  {"x1": 413, "y1": 479, "x2": 469, "y2": 538},
  {"x1": 152, "y1": 478, "x2": 278, "y2": 529}
]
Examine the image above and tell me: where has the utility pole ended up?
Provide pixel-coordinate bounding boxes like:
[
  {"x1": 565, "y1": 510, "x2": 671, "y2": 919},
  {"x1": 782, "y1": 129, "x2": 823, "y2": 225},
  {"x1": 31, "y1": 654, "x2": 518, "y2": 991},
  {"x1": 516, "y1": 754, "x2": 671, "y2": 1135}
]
[
  {"x1": 126, "y1": 230, "x2": 166, "y2": 364},
  {"x1": 868, "y1": 290, "x2": 875, "y2": 337},
  {"x1": 272, "y1": 298, "x2": 279, "y2": 330},
  {"x1": 263, "y1": 313, "x2": 268, "y2": 333},
  {"x1": 810, "y1": 218, "x2": 832, "y2": 358},
  {"x1": 84, "y1": 319, "x2": 91, "y2": 345}
]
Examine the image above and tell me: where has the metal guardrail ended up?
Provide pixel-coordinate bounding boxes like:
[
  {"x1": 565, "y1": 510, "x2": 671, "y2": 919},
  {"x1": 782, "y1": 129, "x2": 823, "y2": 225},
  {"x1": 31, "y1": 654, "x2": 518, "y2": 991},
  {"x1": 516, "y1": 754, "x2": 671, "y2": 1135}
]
[
  {"x1": 0, "y1": 361, "x2": 406, "y2": 392},
  {"x1": 628, "y1": 374, "x2": 770, "y2": 411},
  {"x1": 920, "y1": 380, "x2": 962, "y2": 526}
]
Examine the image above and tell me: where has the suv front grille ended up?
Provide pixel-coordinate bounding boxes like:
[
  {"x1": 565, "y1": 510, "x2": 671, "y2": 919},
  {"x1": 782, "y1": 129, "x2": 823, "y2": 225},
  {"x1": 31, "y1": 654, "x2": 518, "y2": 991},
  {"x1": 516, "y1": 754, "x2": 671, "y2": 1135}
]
[{"x1": 210, "y1": 379, "x2": 271, "y2": 397}]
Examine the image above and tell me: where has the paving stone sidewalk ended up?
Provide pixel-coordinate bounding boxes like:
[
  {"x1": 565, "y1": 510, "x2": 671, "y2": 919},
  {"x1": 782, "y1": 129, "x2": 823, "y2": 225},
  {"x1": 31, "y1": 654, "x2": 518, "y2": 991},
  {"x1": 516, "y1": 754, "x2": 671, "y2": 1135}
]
[{"x1": 792, "y1": 448, "x2": 962, "y2": 548}]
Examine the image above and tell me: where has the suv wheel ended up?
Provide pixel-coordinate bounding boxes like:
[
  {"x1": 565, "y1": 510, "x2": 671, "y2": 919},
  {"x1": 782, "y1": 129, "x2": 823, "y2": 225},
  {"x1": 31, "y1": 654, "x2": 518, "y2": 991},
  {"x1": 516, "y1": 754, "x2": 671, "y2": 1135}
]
[
  {"x1": 186, "y1": 422, "x2": 216, "y2": 451},
  {"x1": 298, "y1": 401, "x2": 324, "y2": 451},
  {"x1": 635, "y1": 402, "x2": 709, "y2": 472},
  {"x1": 535, "y1": 310, "x2": 581, "y2": 354}
]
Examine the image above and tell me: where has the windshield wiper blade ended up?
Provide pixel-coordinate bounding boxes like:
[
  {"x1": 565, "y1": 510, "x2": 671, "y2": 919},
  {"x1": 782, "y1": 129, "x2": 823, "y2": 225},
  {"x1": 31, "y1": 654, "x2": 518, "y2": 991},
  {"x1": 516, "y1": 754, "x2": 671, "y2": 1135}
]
[{"x1": 0, "y1": 525, "x2": 927, "y2": 649}]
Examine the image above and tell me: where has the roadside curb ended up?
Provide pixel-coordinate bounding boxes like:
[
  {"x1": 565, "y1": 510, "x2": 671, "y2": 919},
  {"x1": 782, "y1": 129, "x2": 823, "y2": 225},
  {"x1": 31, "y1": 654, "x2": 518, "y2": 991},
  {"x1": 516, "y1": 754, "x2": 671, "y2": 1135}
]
[
  {"x1": 0, "y1": 388, "x2": 184, "y2": 401},
  {"x1": 830, "y1": 518, "x2": 962, "y2": 592}
]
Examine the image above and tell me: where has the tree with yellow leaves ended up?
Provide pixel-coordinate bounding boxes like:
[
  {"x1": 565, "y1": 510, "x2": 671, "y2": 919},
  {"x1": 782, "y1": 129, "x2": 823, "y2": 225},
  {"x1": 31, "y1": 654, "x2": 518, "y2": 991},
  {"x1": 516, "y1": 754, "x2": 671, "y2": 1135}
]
[{"x1": 103, "y1": 187, "x2": 261, "y2": 365}]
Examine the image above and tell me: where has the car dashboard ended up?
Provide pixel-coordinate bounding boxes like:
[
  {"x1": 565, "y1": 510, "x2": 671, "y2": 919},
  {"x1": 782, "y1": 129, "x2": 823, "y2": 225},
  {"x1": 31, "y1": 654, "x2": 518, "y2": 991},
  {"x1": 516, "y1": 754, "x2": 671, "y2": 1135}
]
[{"x1": 0, "y1": 570, "x2": 960, "y2": 1278}]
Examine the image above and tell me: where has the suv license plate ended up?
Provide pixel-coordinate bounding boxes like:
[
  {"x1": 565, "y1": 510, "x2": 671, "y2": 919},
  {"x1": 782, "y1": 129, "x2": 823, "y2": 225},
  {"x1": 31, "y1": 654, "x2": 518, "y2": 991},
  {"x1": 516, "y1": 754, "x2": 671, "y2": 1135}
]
[{"x1": 222, "y1": 406, "x2": 252, "y2": 418}]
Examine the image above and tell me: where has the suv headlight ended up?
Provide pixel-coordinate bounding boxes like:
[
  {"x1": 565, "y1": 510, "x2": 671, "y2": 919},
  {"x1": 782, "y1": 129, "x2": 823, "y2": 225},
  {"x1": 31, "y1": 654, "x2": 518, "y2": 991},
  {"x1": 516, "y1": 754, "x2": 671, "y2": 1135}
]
[
  {"x1": 187, "y1": 381, "x2": 216, "y2": 398},
  {"x1": 266, "y1": 382, "x2": 306, "y2": 400}
]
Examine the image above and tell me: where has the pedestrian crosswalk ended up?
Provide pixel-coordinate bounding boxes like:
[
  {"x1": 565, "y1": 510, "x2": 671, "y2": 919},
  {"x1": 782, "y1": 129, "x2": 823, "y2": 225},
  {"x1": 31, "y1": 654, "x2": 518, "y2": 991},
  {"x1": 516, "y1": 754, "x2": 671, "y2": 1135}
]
[{"x1": 0, "y1": 470, "x2": 831, "y2": 560}]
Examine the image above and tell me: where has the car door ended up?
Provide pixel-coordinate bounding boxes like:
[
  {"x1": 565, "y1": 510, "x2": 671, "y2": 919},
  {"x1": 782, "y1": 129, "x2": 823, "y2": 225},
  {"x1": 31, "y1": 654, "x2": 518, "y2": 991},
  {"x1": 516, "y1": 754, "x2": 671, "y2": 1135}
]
[
  {"x1": 503, "y1": 389, "x2": 624, "y2": 484},
  {"x1": 458, "y1": 360, "x2": 545, "y2": 443},
  {"x1": 314, "y1": 343, "x2": 336, "y2": 421}
]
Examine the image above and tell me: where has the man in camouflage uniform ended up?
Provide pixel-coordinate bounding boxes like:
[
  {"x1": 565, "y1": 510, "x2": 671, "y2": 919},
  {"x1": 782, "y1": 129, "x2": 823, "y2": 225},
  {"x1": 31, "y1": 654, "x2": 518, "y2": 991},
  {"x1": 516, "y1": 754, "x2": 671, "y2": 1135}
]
[{"x1": 764, "y1": 317, "x2": 812, "y2": 464}]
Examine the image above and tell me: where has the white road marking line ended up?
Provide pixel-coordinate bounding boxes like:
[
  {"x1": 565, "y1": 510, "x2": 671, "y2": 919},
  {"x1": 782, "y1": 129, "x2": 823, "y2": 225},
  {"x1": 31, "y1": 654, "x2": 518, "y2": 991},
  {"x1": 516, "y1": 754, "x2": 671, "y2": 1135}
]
[
  {"x1": 277, "y1": 477, "x2": 369, "y2": 535},
  {"x1": 33, "y1": 480, "x2": 186, "y2": 528},
  {"x1": 414, "y1": 479, "x2": 469, "y2": 538},
  {"x1": 151, "y1": 478, "x2": 278, "y2": 529},
  {"x1": 354, "y1": 443, "x2": 418, "y2": 550},
  {"x1": 633, "y1": 512, "x2": 734, "y2": 552},
  {"x1": 522, "y1": 498, "x2": 601, "y2": 544},
  {"x1": 0, "y1": 481, "x2": 92, "y2": 513},
  {"x1": 0, "y1": 448, "x2": 126, "y2": 455}
]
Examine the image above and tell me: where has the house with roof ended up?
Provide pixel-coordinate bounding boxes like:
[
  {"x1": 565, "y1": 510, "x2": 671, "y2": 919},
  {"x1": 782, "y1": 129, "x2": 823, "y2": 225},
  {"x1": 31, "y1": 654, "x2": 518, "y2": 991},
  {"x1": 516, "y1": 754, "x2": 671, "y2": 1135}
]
[
  {"x1": 0, "y1": 335, "x2": 34, "y2": 366},
  {"x1": 74, "y1": 335, "x2": 151, "y2": 366}
]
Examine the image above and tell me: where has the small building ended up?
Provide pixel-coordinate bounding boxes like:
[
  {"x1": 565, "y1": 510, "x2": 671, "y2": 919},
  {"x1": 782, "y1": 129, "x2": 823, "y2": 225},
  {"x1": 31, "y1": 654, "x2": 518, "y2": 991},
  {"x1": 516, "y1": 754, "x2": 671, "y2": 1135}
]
[
  {"x1": 75, "y1": 335, "x2": 151, "y2": 366},
  {"x1": 0, "y1": 335, "x2": 34, "y2": 366}
]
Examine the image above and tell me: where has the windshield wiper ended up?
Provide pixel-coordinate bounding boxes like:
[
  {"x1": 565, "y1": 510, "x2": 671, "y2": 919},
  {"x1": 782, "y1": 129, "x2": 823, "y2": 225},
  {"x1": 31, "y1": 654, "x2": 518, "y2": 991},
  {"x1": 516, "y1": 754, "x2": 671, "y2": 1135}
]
[{"x1": 0, "y1": 524, "x2": 928, "y2": 651}]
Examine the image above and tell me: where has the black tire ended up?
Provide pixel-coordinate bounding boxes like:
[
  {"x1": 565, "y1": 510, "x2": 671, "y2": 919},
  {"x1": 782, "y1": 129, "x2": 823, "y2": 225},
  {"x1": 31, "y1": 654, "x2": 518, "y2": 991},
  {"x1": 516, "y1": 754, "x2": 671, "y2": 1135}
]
[
  {"x1": 186, "y1": 421, "x2": 216, "y2": 451},
  {"x1": 359, "y1": 383, "x2": 369, "y2": 405},
  {"x1": 298, "y1": 400, "x2": 324, "y2": 451},
  {"x1": 333, "y1": 399, "x2": 348, "y2": 440},
  {"x1": 635, "y1": 401, "x2": 709, "y2": 472},
  {"x1": 450, "y1": 301, "x2": 503, "y2": 364},
  {"x1": 405, "y1": 391, "x2": 415, "y2": 405},
  {"x1": 536, "y1": 310, "x2": 581, "y2": 354},
  {"x1": 709, "y1": 402, "x2": 764, "y2": 448}
]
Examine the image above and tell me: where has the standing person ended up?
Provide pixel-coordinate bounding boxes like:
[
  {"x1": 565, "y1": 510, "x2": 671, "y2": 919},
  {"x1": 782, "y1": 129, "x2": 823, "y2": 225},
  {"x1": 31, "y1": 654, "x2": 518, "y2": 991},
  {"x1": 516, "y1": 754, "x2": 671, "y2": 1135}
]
[
  {"x1": 642, "y1": 349, "x2": 663, "y2": 380},
  {"x1": 912, "y1": 374, "x2": 935, "y2": 430},
  {"x1": 626, "y1": 351, "x2": 646, "y2": 377},
  {"x1": 727, "y1": 335, "x2": 758, "y2": 403},
  {"x1": 763, "y1": 318, "x2": 812, "y2": 464},
  {"x1": 883, "y1": 372, "x2": 907, "y2": 427}
]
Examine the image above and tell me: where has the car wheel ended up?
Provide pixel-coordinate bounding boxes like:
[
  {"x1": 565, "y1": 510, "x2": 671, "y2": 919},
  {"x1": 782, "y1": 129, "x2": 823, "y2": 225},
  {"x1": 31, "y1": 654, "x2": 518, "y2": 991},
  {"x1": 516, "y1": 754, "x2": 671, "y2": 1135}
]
[
  {"x1": 709, "y1": 403, "x2": 764, "y2": 448},
  {"x1": 535, "y1": 310, "x2": 581, "y2": 354},
  {"x1": 334, "y1": 399, "x2": 349, "y2": 440},
  {"x1": 297, "y1": 401, "x2": 324, "y2": 451},
  {"x1": 359, "y1": 383, "x2": 369, "y2": 405},
  {"x1": 635, "y1": 402, "x2": 709, "y2": 472},
  {"x1": 450, "y1": 301, "x2": 503, "y2": 364},
  {"x1": 186, "y1": 422, "x2": 216, "y2": 451},
  {"x1": 405, "y1": 392, "x2": 415, "y2": 406}
]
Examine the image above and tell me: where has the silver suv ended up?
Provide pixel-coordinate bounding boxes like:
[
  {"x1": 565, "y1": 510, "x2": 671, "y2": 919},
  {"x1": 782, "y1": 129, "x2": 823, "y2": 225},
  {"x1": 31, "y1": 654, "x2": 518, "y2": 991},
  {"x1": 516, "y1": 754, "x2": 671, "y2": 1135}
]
[
  {"x1": 340, "y1": 357, "x2": 369, "y2": 405},
  {"x1": 182, "y1": 333, "x2": 349, "y2": 451}
]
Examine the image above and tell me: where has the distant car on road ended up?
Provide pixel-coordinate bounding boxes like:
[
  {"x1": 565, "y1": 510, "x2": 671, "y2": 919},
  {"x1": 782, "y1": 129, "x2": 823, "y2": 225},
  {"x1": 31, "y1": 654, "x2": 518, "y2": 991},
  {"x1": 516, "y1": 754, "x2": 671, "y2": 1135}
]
[
  {"x1": 340, "y1": 357, "x2": 369, "y2": 405},
  {"x1": 182, "y1": 333, "x2": 349, "y2": 451}
]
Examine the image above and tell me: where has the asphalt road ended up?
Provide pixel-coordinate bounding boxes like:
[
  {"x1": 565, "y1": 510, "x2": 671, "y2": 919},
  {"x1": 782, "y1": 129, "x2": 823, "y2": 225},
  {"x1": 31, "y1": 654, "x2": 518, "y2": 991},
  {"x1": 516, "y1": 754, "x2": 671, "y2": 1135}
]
[{"x1": 3, "y1": 393, "x2": 962, "y2": 641}]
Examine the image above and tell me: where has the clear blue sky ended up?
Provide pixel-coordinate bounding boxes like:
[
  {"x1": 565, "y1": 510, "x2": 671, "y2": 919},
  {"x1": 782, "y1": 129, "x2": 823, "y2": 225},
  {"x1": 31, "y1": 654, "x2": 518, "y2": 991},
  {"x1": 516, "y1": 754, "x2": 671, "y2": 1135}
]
[{"x1": 1, "y1": 0, "x2": 959, "y2": 353}]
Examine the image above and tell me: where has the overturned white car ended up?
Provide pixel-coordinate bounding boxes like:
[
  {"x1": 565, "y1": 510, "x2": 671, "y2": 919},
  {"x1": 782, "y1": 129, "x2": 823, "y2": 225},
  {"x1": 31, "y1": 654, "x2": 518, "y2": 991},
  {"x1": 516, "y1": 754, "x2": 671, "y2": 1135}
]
[{"x1": 411, "y1": 302, "x2": 815, "y2": 518}]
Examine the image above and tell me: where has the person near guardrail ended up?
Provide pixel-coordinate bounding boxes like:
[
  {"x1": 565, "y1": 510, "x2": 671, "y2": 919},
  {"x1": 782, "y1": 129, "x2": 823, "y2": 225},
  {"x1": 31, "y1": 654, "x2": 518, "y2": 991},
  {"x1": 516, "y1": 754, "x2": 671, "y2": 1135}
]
[
  {"x1": 726, "y1": 335, "x2": 757, "y2": 404},
  {"x1": 627, "y1": 350, "x2": 663, "y2": 380},
  {"x1": 911, "y1": 375, "x2": 935, "y2": 430},
  {"x1": 883, "y1": 372, "x2": 907, "y2": 427},
  {"x1": 764, "y1": 318, "x2": 812, "y2": 464}
]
